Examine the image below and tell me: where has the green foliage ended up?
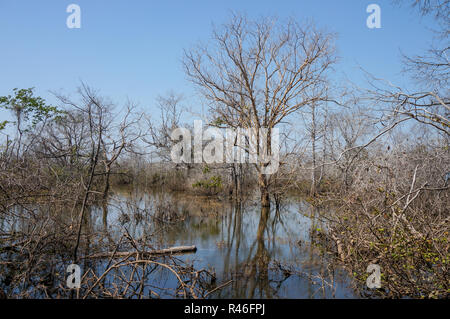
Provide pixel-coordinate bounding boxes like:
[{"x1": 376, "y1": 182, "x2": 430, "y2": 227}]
[
  {"x1": 192, "y1": 175, "x2": 223, "y2": 190},
  {"x1": 202, "y1": 165, "x2": 210, "y2": 174},
  {"x1": 0, "y1": 88, "x2": 63, "y2": 130},
  {"x1": 211, "y1": 117, "x2": 225, "y2": 127},
  {"x1": 0, "y1": 120, "x2": 8, "y2": 131}
]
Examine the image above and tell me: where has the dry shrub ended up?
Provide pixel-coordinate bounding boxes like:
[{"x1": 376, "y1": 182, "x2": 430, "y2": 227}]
[{"x1": 326, "y1": 145, "x2": 449, "y2": 298}]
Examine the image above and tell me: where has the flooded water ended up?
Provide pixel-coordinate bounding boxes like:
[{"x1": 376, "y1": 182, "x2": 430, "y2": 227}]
[
  {"x1": 0, "y1": 187, "x2": 358, "y2": 298},
  {"x1": 83, "y1": 188, "x2": 358, "y2": 298}
]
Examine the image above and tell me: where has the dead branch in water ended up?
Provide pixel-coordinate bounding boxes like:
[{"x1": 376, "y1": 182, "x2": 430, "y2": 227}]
[{"x1": 82, "y1": 245, "x2": 198, "y2": 259}]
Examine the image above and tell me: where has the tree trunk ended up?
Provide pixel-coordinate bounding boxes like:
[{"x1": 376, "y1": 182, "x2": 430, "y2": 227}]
[
  {"x1": 102, "y1": 164, "x2": 111, "y2": 200},
  {"x1": 310, "y1": 138, "x2": 316, "y2": 196},
  {"x1": 259, "y1": 173, "x2": 270, "y2": 207},
  {"x1": 310, "y1": 103, "x2": 317, "y2": 196},
  {"x1": 261, "y1": 188, "x2": 270, "y2": 207}
]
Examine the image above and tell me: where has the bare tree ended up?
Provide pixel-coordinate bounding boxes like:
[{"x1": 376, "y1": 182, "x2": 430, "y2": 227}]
[
  {"x1": 52, "y1": 84, "x2": 145, "y2": 263},
  {"x1": 300, "y1": 99, "x2": 331, "y2": 195},
  {"x1": 183, "y1": 14, "x2": 336, "y2": 207},
  {"x1": 326, "y1": 106, "x2": 374, "y2": 189},
  {"x1": 144, "y1": 92, "x2": 188, "y2": 164}
]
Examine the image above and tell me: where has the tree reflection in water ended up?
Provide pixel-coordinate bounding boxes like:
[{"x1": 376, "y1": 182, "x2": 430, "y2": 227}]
[{"x1": 0, "y1": 188, "x2": 355, "y2": 298}]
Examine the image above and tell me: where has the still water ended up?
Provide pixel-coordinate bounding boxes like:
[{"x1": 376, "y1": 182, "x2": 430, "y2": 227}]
[{"x1": 85, "y1": 188, "x2": 357, "y2": 298}]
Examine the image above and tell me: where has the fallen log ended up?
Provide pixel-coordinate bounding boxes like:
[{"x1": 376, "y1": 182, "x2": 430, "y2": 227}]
[{"x1": 83, "y1": 245, "x2": 197, "y2": 259}]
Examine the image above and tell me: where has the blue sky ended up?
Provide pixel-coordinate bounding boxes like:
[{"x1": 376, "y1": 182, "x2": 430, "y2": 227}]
[{"x1": 0, "y1": 0, "x2": 439, "y2": 126}]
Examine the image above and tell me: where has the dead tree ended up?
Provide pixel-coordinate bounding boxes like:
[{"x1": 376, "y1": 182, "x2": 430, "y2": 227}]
[{"x1": 183, "y1": 13, "x2": 336, "y2": 207}]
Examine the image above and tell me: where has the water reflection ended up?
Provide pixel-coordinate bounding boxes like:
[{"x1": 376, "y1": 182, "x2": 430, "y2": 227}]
[
  {"x1": 87, "y1": 189, "x2": 356, "y2": 298},
  {"x1": 1, "y1": 187, "x2": 356, "y2": 298}
]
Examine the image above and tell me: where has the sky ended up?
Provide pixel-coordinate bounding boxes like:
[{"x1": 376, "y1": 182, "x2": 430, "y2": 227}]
[{"x1": 0, "y1": 0, "x2": 440, "y2": 130}]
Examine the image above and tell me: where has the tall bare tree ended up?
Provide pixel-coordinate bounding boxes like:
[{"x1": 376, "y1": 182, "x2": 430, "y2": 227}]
[{"x1": 183, "y1": 14, "x2": 336, "y2": 207}]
